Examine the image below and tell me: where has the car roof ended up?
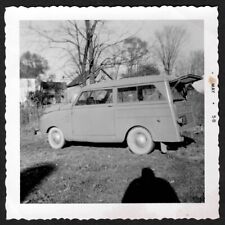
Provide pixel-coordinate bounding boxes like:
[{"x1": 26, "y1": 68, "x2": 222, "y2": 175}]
[
  {"x1": 81, "y1": 75, "x2": 169, "y2": 91},
  {"x1": 80, "y1": 74, "x2": 203, "y2": 91}
]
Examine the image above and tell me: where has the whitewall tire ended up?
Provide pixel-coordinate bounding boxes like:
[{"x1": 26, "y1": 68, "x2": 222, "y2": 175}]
[
  {"x1": 48, "y1": 127, "x2": 65, "y2": 149},
  {"x1": 127, "y1": 127, "x2": 155, "y2": 155}
]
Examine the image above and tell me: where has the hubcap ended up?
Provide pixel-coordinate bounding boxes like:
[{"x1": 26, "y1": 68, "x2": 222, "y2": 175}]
[
  {"x1": 135, "y1": 132, "x2": 147, "y2": 148},
  {"x1": 52, "y1": 131, "x2": 61, "y2": 144}
]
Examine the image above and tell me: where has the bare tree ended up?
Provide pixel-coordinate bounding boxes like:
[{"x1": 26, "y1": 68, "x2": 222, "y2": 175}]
[
  {"x1": 174, "y1": 55, "x2": 190, "y2": 76},
  {"x1": 28, "y1": 20, "x2": 128, "y2": 85},
  {"x1": 122, "y1": 37, "x2": 148, "y2": 75},
  {"x1": 154, "y1": 26, "x2": 187, "y2": 75},
  {"x1": 174, "y1": 50, "x2": 204, "y2": 76},
  {"x1": 189, "y1": 50, "x2": 204, "y2": 76},
  {"x1": 122, "y1": 63, "x2": 160, "y2": 78},
  {"x1": 20, "y1": 51, "x2": 49, "y2": 78},
  {"x1": 47, "y1": 74, "x2": 56, "y2": 82}
]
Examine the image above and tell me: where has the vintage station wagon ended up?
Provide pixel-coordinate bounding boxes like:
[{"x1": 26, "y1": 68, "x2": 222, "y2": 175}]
[{"x1": 39, "y1": 74, "x2": 201, "y2": 154}]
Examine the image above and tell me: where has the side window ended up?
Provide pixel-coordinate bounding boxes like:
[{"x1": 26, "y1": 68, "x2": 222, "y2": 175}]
[
  {"x1": 91, "y1": 89, "x2": 113, "y2": 104},
  {"x1": 118, "y1": 87, "x2": 137, "y2": 103},
  {"x1": 76, "y1": 89, "x2": 113, "y2": 106},
  {"x1": 76, "y1": 91, "x2": 91, "y2": 105},
  {"x1": 137, "y1": 85, "x2": 165, "y2": 101}
]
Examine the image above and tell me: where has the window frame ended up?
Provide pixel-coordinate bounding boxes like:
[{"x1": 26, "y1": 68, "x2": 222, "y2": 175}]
[
  {"x1": 117, "y1": 86, "x2": 138, "y2": 103},
  {"x1": 90, "y1": 89, "x2": 113, "y2": 105},
  {"x1": 74, "y1": 88, "x2": 114, "y2": 106},
  {"x1": 116, "y1": 83, "x2": 168, "y2": 105},
  {"x1": 137, "y1": 84, "x2": 165, "y2": 102},
  {"x1": 74, "y1": 90, "x2": 92, "y2": 106}
]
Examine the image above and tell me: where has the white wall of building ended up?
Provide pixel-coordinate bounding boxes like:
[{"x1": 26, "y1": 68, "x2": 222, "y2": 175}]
[{"x1": 20, "y1": 78, "x2": 36, "y2": 103}]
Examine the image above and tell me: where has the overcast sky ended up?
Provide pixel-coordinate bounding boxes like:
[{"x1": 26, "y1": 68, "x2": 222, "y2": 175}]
[{"x1": 20, "y1": 20, "x2": 204, "y2": 80}]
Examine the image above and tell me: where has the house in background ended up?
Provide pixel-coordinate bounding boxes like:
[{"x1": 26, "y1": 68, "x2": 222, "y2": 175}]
[
  {"x1": 20, "y1": 75, "x2": 40, "y2": 103},
  {"x1": 40, "y1": 81, "x2": 67, "y2": 105},
  {"x1": 20, "y1": 72, "x2": 67, "y2": 105}
]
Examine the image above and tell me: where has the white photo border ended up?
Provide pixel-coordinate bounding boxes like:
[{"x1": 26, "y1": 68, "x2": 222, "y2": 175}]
[{"x1": 5, "y1": 6, "x2": 219, "y2": 219}]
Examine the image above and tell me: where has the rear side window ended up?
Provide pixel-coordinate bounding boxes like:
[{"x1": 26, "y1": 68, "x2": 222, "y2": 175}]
[
  {"x1": 76, "y1": 89, "x2": 112, "y2": 105},
  {"x1": 138, "y1": 85, "x2": 165, "y2": 101},
  {"x1": 117, "y1": 84, "x2": 165, "y2": 103},
  {"x1": 118, "y1": 87, "x2": 137, "y2": 103}
]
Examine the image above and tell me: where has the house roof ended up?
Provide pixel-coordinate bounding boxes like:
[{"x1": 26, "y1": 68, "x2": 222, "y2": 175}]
[
  {"x1": 67, "y1": 76, "x2": 83, "y2": 87},
  {"x1": 67, "y1": 69, "x2": 113, "y2": 88},
  {"x1": 41, "y1": 81, "x2": 67, "y2": 90}
]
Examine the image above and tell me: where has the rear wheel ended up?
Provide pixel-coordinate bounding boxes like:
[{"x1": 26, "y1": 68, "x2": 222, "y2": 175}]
[
  {"x1": 127, "y1": 127, "x2": 155, "y2": 155},
  {"x1": 48, "y1": 127, "x2": 65, "y2": 149}
]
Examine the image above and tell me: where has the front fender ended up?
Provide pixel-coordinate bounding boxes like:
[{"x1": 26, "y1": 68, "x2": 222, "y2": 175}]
[{"x1": 39, "y1": 110, "x2": 73, "y2": 140}]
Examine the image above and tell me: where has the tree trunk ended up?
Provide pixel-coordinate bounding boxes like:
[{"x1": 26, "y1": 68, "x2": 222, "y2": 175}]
[
  {"x1": 81, "y1": 20, "x2": 91, "y2": 86},
  {"x1": 81, "y1": 20, "x2": 98, "y2": 85},
  {"x1": 89, "y1": 37, "x2": 95, "y2": 84}
]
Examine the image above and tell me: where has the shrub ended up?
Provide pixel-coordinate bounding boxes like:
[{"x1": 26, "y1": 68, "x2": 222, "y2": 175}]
[
  {"x1": 20, "y1": 103, "x2": 43, "y2": 127},
  {"x1": 187, "y1": 89, "x2": 204, "y2": 126}
]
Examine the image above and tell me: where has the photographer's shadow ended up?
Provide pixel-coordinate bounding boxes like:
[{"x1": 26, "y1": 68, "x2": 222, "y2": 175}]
[
  {"x1": 20, "y1": 163, "x2": 56, "y2": 202},
  {"x1": 122, "y1": 168, "x2": 180, "y2": 203}
]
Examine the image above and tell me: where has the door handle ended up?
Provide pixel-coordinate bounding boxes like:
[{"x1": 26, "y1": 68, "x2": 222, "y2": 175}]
[{"x1": 108, "y1": 105, "x2": 113, "y2": 107}]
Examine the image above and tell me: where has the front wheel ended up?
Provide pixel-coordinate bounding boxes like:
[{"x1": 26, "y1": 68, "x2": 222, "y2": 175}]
[
  {"x1": 127, "y1": 127, "x2": 155, "y2": 155},
  {"x1": 48, "y1": 127, "x2": 65, "y2": 149}
]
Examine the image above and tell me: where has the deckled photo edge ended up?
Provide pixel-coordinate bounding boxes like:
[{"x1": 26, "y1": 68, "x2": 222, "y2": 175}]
[{"x1": 5, "y1": 6, "x2": 219, "y2": 220}]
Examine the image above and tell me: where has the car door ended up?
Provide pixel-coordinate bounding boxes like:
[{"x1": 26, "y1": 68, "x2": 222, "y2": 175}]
[{"x1": 72, "y1": 88, "x2": 115, "y2": 141}]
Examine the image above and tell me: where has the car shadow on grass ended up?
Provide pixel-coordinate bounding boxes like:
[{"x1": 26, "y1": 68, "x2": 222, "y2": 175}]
[
  {"x1": 64, "y1": 140, "x2": 128, "y2": 149},
  {"x1": 20, "y1": 163, "x2": 57, "y2": 203},
  {"x1": 122, "y1": 167, "x2": 180, "y2": 203},
  {"x1": 164, "y1": 136, "x2": 196, "y2": 151},
  {"x1": 64, "y1": 136, "x2": 195, "y2": 152}
]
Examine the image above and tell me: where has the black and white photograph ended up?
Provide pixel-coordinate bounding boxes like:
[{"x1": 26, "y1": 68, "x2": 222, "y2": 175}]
[{"x1": 5, "y1": 7, "x2": 219, "y2": 219}]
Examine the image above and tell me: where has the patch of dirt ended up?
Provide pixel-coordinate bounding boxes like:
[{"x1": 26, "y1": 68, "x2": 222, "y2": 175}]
[{"x1": 20, "y1": 125, "x2": 204, "y2": 203}]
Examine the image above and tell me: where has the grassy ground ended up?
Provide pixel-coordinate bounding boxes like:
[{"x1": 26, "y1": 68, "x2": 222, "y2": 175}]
[{"x1": 20, "y1": 122, "x2": 204, "y2": 203}]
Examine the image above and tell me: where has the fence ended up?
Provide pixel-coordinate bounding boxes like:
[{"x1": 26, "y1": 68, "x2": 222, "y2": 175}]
[{"x1": 20, "y1": 102, "x2": 44, "y2": 127}]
